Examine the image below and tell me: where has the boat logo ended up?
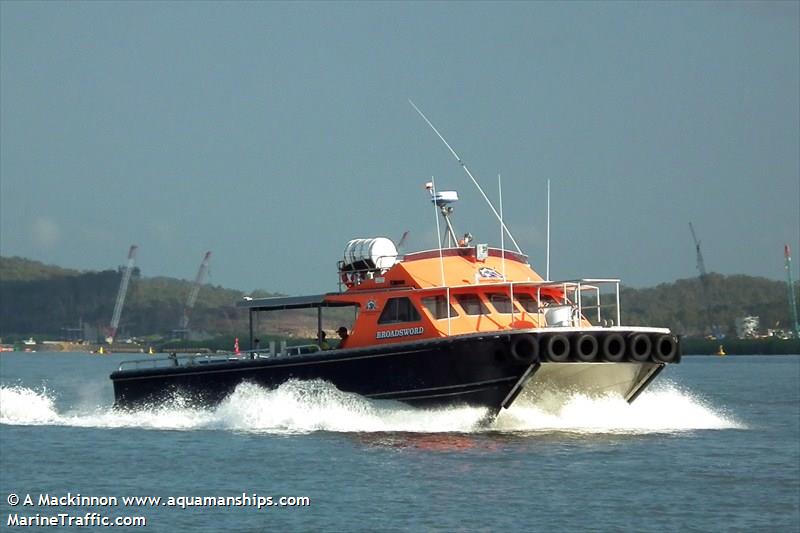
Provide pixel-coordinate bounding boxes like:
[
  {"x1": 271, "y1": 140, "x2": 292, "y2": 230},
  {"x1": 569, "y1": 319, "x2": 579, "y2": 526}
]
[
  {"x1": 478, "y1": 267, "x2": 503, "y2": 279},
  {"x1": 366, "y1": 299, "x2": 378, "y2": 311}
]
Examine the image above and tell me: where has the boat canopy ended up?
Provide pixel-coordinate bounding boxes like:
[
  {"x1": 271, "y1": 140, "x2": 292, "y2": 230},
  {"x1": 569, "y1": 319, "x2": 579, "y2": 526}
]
[
  {"x1": 236, "y1": 294, "x2": 353, "y2": 312},
  {"x1": 237, "y1": 294, "x2": 356, "y2": 351}
]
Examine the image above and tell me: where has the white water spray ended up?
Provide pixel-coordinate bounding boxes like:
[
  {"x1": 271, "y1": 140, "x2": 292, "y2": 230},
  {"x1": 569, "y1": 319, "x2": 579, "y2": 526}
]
[{"x1": 0, "y1": 381, "x2": 742, "y2": 435}]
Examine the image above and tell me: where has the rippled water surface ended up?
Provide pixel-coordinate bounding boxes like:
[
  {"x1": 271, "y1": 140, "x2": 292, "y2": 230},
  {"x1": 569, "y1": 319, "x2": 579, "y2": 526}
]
[{"x1": 1, "y1": 353, "x2": 798, "y2": 531}]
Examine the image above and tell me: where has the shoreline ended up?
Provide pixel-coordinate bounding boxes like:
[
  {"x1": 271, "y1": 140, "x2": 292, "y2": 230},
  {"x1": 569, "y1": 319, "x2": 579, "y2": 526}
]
[{"x1": 681, "y1": 337, "x2": 800, "y2": 356}]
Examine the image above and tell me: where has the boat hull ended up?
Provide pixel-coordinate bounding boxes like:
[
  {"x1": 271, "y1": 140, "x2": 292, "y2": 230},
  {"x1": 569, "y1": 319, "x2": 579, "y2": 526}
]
[
  {"x1": 110, "y1": 329, "x2": 677, "y2": 412},
  {"x1": 112, "y1": 335, "x2": 523, "y2": 411}
]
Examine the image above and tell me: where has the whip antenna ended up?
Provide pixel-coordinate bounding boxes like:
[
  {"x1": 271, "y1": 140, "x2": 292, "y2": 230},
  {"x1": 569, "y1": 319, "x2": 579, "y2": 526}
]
[
  {"x1": 409, "y1": 99, "x2": 522, "y2": 254},
  {"x1": 546, "y1": 179, "x2": 551, "y2": 281}
]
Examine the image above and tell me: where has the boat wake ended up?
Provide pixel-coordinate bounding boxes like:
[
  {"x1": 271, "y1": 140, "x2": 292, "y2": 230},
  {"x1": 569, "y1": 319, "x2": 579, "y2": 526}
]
[{"x1": 0, "y1": 380, "x2": 743, "y2": 435}]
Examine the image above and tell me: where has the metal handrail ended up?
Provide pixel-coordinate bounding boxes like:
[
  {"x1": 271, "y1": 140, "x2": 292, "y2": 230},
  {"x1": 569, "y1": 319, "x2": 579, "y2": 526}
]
[
  {"x1": 534, "y1": 279, "x2": 621, "y2": 327},
  {"x1": 416, "y1": 278, "x2": 622, "y2": 328},
  {"x1": 117, "y1": 343, "x2": 324, "y2": 371},
  {"x1": 416, "y1": 278, "x2": 622, "y2": 327}
]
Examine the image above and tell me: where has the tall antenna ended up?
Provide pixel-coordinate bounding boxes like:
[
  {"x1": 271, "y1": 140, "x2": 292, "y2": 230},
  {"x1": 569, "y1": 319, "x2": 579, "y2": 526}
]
[
  {"x1": 546, "y1": 179, "x2": 551, "y2": 281},
  {"x1": 499, "y1": 173, "x2": 506, "y2": 279},
  {"x1": 426, "y1": 179, "x2": 447, "y2": 288},
  {"x1": 427, "y1": 178, "x2": 451, "y2": 335},
  {"x1": 409, "y1": 99, "x2": 522, "y2": 253}
]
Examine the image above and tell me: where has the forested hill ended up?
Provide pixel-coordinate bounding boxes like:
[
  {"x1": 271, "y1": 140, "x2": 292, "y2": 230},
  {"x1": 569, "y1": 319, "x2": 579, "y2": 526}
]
[
  {"x1": 620, "y1": 272, "x2": 797, "y2": 336},
  {"x1": 0, "y1": 256, "x2": 278, "y2": 339},
  {"x1": 1, "y1": 256, "x2": 797, "y2": 339},
  {"x1": 0, "y1": 256, "x2": 80, "y2": 281}
]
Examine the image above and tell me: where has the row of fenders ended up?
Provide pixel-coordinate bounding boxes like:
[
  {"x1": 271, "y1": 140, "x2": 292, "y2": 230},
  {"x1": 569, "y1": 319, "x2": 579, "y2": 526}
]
[{"x1": 507, "y1": 331, "x2": 680, "y2": 365}]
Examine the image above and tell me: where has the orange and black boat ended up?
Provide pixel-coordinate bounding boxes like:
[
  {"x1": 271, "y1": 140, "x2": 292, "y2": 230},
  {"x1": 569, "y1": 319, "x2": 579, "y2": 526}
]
[{"x1": 111, "y1": 189, "x2": 680, "y2": 415}]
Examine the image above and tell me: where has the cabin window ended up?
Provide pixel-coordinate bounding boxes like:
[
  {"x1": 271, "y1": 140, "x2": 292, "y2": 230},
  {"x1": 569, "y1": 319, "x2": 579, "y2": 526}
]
[
  {"x1": 378, "y1": 297, "x2": 422, "y2": 324},
  {"x1": 421, "y1": 295, "x2": 459, "y2": 319},
  {"x1": 455, "y1": 294, "x2": 489, "y2": 316},
  {"x1": 488, "y1": 293, "x2": 514, "y2": 313},
  {"x1": 515, "y1": 293, "x2": 538, "y2": 312}
]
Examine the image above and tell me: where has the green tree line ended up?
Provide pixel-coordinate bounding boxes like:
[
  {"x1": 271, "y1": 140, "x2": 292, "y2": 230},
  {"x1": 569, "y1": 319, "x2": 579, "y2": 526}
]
[
  {"x1": 0, "y1": 256, "x2": 255, "y2": 339},
  {"x1": 619, "y1": 272, "x2": 798, "y2": 337},
  {"x1": 1, "y1": 256, "x2": 797, "y2": 340}
]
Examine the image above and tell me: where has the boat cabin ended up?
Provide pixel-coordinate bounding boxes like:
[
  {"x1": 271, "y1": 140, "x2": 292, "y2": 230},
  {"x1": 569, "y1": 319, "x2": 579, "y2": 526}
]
[{"x1": 237, "y1": 241, "x2": 622, "y2": 353}]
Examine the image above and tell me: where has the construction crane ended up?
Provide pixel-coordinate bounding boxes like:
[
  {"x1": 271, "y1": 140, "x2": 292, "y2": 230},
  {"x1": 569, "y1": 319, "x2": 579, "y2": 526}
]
[
  {"x1": 176, "y1": 251, "x2": 212, "y2": 339},
  {"x1": 689, "y1": 222, "x2": 707, "y2": 278},
  {"x1": 785, "y1": 245, "x2": 799, "y2": 339},
  {"x1": 689, "y1": 222, "x2": 716, "y2": 337},
  {"x1": 106, "y1": 245, "x2": 138, "y2": 344}
]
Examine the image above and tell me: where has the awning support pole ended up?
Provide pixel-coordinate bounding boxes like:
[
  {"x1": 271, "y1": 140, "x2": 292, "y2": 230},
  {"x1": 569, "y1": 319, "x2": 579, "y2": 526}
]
[
  {"x1": 249, "y1": 309, "x2": 254, "y2": 350},
  {"x1": 317, "y1": 307, "x2": 322, "y2": 344}
]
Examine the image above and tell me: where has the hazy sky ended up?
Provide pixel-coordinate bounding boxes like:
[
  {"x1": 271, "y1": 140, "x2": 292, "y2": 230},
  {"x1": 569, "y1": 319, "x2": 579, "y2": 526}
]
[{"x1": 1, "y1": 1, "x2": 798, "y2": 295}]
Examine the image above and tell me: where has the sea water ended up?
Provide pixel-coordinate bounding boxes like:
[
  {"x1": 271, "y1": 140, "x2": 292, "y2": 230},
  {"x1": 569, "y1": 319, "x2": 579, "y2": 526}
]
[{"x1": 1, "y1": 353, "x2": 798, "y2": 531}]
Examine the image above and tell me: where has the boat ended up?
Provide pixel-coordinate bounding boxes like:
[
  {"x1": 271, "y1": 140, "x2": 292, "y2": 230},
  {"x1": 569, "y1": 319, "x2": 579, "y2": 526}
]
[
  {"x1": 111, "y1": 104, "x2": 679, "y2": 415},
  {"x1": 111, "y1": 192, "x2": 680, "y2": 416}
]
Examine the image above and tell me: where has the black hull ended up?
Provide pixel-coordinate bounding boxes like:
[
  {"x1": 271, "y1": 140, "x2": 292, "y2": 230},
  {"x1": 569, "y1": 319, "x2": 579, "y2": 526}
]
[
  {"x1": 111, "y1": 329, "x2": 679, "y2": 412},
  {"x1": 112, "y1": 335, "x2": 524, "y2": 412}
]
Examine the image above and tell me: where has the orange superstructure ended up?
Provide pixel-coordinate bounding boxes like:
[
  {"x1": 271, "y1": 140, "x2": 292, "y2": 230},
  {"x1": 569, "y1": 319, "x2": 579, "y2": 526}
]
[{"x1": 325, "y1": 246, "x2": 590, "y2": 349}]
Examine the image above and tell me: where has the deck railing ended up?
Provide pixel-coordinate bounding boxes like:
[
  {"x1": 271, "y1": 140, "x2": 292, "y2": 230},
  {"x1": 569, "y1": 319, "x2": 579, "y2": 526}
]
[
  {"x1": 532, "y1": 279, "x2": 622, "y2": 328},
  {"x1": 410, "y1": 278, "x2": 623, "y2": 329},
  {"x1": 117, "y1": 343, "x2": 323, "y2": 371}
]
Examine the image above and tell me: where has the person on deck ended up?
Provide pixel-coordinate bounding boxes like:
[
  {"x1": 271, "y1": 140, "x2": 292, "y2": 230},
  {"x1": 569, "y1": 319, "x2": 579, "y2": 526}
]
[
  {"x1": 318, "y1": 331, "x2": 331, "y2": 350},
  {"x1": 337, "y1": 326, "x2": 349, "y2": 348}
]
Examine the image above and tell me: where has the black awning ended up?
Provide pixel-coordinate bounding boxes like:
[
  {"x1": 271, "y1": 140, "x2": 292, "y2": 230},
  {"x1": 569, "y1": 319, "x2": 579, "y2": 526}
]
[{"x1": 235, "y1": 294, "x2": 353, "y2": 312}]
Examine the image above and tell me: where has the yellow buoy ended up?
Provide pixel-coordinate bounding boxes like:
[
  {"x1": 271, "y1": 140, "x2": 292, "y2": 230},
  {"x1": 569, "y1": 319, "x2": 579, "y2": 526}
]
[
  {"x1": 98, "y1": 346, "x2": 105, "y2": 355},
  {"x1": 148, "y1": 346, "x2": 154, "y2": 355},
  {"x1": 716, "y1": 345, "x2": 726, "y2": 356}
]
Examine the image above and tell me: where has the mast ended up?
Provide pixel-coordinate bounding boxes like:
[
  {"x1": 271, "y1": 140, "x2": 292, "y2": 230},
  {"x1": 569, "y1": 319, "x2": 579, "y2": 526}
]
[
  {"x1": 409, "y1": 99, "x2": 522, "y2": 253},
  {"x1": 427, "y1": 183, "x2": 459, "y2": 248},
  {"x1": 546, "y1": 179, "x2": 551, "y2": 281},
  {"x1": 427, "y1": 179, "x2": 451, "y2": 335},
  {"x1": 499, "y1": 173, "x2": 505, "y2": 279}
]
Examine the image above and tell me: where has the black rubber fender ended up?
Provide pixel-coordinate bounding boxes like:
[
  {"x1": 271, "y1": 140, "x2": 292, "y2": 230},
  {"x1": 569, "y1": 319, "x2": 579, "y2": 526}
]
[
  {"x1": 628, "y1": 333, "x2": 652, "y2": 362},
  {"x1": 601, "y1": 332, "x2": 626, "y2": 362},
  {"x1": 510, "y1": 334, "x2": 539, "y2": 365},
  {"x1": 545, "y1": 334, "x2": 571, "y2": 362},
  {"x1": 653, "y1": 334, "x2": 679, "y2": 363},
  {"x1": 573, "y1": 333, "x2": 599, "y2": 362}
]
